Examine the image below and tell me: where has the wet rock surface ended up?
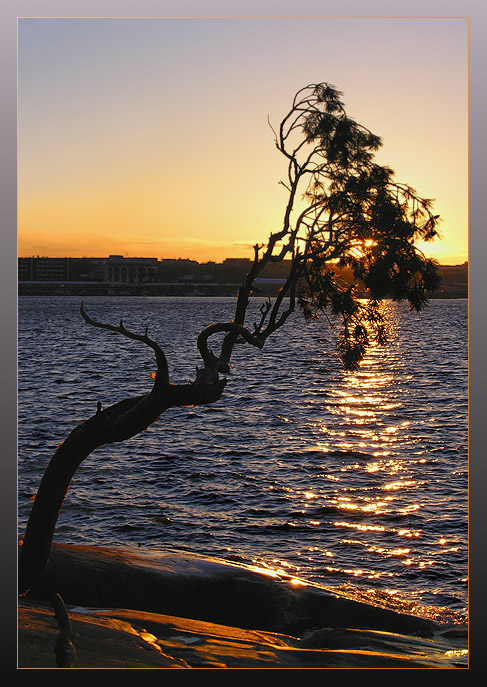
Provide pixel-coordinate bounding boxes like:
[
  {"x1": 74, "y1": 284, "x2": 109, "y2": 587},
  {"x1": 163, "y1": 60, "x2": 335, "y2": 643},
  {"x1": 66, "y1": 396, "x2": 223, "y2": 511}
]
[{"x1": 18, "y1": 543, "x2": 468, "y2": 669}]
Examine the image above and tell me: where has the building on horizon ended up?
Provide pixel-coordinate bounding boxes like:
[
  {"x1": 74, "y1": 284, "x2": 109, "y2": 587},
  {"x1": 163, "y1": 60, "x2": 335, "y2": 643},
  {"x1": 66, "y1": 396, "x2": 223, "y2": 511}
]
[
  {"x1": 106, "y1": 255, "x2": 158, "y2": 284},
  {"x1": 17, "y1": 255, "x2": 468, "y2": 298}
]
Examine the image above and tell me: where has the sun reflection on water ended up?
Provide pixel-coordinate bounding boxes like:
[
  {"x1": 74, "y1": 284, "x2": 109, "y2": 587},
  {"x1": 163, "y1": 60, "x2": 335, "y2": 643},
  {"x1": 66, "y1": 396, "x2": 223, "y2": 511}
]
[
  {"x1": 18, "y1": 297, "x2": 467, "y2": 631},
  {"x1": 282, "y1": 330, "x2": 462, "y2": 618}
]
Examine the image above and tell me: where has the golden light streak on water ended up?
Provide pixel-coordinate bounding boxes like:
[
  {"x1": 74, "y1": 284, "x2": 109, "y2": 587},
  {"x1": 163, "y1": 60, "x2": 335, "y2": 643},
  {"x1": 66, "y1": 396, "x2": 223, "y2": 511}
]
[
  {"x1": 334, "y1": 522, "x2": 386, "y2": 533},
  {"x1": 397, "y1": 529, "x2": 421, "y2": 538},
  {"x1": 384, "y1": 480, "x2": 417, "y2": 490},
  {"x1": 397, "y1": 504, "x2": 421, "y2": 515},
  {"x1": 18, "y1": 297, "x2": 467, "y2": 624},
  {"x1": 365, "y1": 459, "x2": 407, "y2": 475}
]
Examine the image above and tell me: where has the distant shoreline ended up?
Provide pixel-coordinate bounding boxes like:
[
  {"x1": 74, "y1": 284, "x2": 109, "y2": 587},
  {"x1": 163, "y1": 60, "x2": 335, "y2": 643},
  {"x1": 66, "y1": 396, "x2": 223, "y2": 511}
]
[
  {"x1": 18, "y1": 282, "x2": 468, "y2": 299},
  {"x1": 18, "y1": 258, "x2": 468, "y2": 299}
]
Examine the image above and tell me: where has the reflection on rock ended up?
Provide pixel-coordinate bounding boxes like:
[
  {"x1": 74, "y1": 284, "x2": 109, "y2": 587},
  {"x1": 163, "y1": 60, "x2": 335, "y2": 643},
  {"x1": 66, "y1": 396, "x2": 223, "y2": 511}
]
[{"x1": 19, "y1": 543, "x2": 467, "y2": 669}]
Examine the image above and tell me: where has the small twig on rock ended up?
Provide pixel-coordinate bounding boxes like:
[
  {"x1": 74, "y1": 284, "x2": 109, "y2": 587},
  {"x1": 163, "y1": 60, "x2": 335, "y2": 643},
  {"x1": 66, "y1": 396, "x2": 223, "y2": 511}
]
[{"x1": 50, "y1": 592, "x2": 76, "y2": 668}]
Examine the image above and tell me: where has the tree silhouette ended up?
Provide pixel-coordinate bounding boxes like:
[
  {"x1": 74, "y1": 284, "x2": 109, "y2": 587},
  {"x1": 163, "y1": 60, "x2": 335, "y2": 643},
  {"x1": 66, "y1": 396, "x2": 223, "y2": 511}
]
[{"x1": 18, "y1": 82, "x2": 440, "y2": 596}]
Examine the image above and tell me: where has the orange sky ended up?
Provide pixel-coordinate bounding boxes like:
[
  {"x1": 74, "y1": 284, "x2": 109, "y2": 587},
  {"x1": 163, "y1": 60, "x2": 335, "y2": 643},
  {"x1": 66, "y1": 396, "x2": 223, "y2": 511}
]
[{"x1": 18, "y1": 17, "x2": 468, "y2": 265}]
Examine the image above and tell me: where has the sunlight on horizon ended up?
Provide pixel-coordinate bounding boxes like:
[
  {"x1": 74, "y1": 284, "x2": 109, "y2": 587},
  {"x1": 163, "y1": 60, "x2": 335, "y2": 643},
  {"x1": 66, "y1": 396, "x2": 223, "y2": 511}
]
[{"x1": 17, "y1": 17, "x2": 468, "y2": 266}]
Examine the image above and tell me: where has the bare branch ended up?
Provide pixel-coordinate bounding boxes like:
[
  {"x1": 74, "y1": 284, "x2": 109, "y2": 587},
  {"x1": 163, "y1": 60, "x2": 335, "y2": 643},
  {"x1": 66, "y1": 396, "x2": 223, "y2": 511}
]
[
  {"x1": 254, "y1": 297, "x2": 272, "y2": 334},
  {"x1": 259, "y1": 254, "x2": 301, "y2": 340},
  {"x1": 267, "y1": 115, "x2": 279, "y2": 145},
  {"x1": 80, "y1": 302, "x2": 169, "y2": 389},
  {"x1": 197, "y1": 321, "x2": 264, "y2": 372}
]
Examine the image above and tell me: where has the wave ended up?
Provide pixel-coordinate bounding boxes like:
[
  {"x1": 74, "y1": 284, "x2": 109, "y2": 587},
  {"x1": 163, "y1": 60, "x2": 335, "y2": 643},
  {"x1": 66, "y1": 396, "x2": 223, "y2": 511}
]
[{"x1": 18, "y1": 297, "x2": 468, "y2": 624}]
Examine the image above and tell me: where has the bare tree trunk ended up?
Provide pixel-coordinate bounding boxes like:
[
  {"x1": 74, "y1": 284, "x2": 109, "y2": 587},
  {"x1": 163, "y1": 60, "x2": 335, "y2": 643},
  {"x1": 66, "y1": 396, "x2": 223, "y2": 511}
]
[{"x1": 19, "y1": 247, "x2": 299, "y2": 595}]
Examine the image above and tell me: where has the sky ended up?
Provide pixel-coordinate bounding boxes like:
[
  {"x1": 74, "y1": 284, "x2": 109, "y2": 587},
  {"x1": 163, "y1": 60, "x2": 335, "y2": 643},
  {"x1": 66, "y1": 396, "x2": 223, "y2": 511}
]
[{"x1": 17, "y1": 16, "x2": 468, "y2": 265}]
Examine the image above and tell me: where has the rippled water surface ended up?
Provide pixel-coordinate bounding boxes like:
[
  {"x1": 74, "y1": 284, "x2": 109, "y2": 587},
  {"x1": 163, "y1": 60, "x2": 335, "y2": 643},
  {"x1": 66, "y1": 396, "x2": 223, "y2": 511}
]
[{"x1": 18, "y1": 296, "x2": 468, "y2": 621}]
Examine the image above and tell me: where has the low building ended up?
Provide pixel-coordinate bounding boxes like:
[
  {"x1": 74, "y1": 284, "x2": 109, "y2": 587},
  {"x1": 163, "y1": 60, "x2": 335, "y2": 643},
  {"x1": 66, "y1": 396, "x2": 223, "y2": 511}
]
[
  {"x1": 105, "y1": 255, "x2": 158, "y2": 284},
  {"x1": 18, "y1": 257, "x2": 70, "y2": 281}
]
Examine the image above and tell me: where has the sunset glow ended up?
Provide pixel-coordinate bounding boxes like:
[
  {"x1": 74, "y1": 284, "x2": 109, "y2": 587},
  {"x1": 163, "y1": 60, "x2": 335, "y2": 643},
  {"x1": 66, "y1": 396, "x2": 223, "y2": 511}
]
[{"x1": 17, "y1": 17, "x2": 468, "y2": 264}]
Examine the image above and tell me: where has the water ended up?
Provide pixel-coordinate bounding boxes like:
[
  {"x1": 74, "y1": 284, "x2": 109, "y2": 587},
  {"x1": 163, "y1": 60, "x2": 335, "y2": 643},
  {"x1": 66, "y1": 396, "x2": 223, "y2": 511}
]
[{"x1": 18, "y1": 296, "x2": 468, "y2": 623}]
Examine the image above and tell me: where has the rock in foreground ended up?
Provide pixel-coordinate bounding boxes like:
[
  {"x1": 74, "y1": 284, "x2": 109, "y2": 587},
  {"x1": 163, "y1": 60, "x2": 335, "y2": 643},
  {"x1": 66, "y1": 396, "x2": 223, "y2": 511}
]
[{"x1": 18, "y1": 543, "x2": 468, "y2": 669}]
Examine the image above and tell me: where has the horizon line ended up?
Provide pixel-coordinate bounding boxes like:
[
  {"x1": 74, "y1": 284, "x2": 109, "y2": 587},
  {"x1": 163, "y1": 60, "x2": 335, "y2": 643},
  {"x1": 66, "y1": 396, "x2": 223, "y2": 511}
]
[{"x1": 17, "y1": 254, "x2": 469, "y2": 267}]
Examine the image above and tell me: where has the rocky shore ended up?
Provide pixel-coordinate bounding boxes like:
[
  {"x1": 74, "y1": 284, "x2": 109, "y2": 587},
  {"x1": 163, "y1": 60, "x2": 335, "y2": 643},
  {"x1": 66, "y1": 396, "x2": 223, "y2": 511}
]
[{"x1": 18, "y1": 543, "x2": 468, "y2": 669}]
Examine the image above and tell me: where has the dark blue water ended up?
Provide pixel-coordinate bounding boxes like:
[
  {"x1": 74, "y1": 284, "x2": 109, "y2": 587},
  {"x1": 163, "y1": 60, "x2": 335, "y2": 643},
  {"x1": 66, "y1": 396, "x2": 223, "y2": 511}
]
[{"x1": 18, "y1": 296, "x2": 468, "y2": 623}]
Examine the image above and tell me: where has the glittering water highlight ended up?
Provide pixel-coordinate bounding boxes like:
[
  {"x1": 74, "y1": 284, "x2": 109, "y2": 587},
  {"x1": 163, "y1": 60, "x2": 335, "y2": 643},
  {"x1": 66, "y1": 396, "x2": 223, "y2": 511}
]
[{"x1": 18, "y1": 296, "x2": 468, "y2": 623}]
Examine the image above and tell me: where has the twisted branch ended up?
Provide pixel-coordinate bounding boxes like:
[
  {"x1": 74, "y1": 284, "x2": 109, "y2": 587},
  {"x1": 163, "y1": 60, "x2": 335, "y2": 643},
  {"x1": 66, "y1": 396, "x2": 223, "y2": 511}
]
[{"x1": 80, "y1": 301, "x2": 169, "y2": 389}]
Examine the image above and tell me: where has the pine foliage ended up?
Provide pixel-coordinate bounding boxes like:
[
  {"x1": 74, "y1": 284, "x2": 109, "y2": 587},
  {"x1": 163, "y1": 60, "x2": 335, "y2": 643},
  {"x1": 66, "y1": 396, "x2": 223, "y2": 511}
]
[{"x1": 274, "y1": 83, "x2": 441, "y2": 369}]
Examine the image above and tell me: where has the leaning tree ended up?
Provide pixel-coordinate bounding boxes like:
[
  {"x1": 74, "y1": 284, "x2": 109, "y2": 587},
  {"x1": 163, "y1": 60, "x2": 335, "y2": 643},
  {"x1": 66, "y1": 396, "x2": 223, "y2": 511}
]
[{"x1": 18, "y1": 82, "x2": 441, "y2": 596}]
